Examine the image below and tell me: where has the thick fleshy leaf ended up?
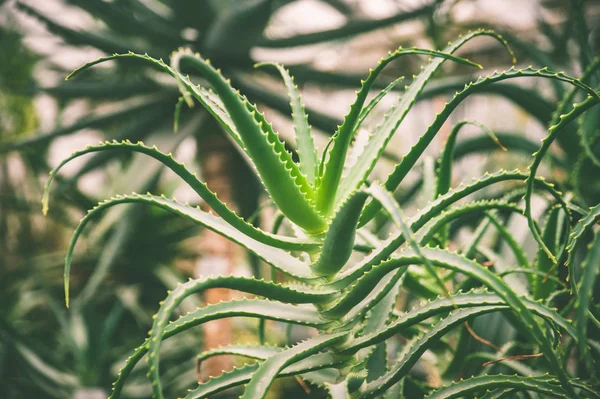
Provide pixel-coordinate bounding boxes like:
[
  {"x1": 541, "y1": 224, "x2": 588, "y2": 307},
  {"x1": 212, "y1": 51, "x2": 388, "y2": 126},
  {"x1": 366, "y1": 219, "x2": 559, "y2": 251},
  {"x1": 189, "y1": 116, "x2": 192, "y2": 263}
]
[
  {"x1": 310, "y1": 191, "x2": 368, "y2": 277},
  {"x1": 170, "y1": 50, "x2": 326, "y2": 233},
  {"x1": 255, "y1": 62, "x2": 318, "y2": 184},
  {"x1": 66, "y1": 51, "x2": 327, "y2": 233},
  {"x1": 58, "y1": 193, "x2": 316, "y2": 306}
]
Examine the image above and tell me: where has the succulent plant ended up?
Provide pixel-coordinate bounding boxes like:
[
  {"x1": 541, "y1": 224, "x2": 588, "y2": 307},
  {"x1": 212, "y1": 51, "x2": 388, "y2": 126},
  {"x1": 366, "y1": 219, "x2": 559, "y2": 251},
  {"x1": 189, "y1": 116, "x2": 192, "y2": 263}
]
[{"x1": 44, "y1": 29, "x2": 600, "y2": 399}]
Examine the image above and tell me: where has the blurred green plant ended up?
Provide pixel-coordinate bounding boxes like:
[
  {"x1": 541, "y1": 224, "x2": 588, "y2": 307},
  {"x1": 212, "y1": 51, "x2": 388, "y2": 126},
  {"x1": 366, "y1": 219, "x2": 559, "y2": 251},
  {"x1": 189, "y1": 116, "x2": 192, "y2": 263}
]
[{"x1": 46, "y1": 27, "x2": 600, "y2": 398}]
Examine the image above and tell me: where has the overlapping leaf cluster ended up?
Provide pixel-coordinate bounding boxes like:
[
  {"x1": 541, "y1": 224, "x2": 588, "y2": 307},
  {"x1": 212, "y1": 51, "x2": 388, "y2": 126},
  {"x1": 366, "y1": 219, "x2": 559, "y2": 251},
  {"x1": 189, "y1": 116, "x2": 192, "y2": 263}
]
[{"x1": 45, "y1": 28, "x2": 600, "y2": 399}]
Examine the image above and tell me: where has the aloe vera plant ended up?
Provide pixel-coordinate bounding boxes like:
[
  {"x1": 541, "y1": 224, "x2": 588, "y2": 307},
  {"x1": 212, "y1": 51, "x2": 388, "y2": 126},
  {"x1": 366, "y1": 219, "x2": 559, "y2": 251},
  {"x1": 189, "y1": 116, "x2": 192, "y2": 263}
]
[{"x1": 44, "y1": 29, "x2": 600, "y2": 398}]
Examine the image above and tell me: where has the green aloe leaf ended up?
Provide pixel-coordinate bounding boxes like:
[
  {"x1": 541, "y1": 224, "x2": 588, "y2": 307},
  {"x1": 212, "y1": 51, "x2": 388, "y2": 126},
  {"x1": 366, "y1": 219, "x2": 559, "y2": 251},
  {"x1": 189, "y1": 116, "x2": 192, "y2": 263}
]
[
  {"x1": 336, "y1": 171, "x2": 565, "y2": 289},
  {"x1": 42, "y1": 140, "x2": 319, "y2": 252},
  {"x1": 425, "y1": 375, "x2": 567, "y2": 399},
  {"x1": 325, "y1": 30, "x2": 514, "y2": 216},
  {"x1": 196, "y1": 345, "x2": 280, "y2": 365},
  {"x1": 574, "y1": 230, "x2": 600, "y2": 373},
  {"x1": 145, "y1": 275, "x2": 336, "y2": 398},
  {"x1": 525, "y1": 95, "x2": 600, "y2": 264},
  {"x1": 109, "y1": 293, "x2": 334, "y2": 399},
  {"x1": 183, "y1": 352, "x2": 344, "y2": 399},
  {"x1": 533, "y1": 206, "x2": 564, "y2": 299},
  {"x1": 66, "y1": 51, "x2": 327, "y2": 233},
  {"x1": 241, "y1": 332, "x2": 347, "y2": 399},
  {"x1": 255, "y1": 62, "x2": 318, "y2": 184},
  {"x1": 566, "y1": 203, "x2": 600, "y2": 267},
  {"x1": 310, "y1": 191, "x2": 368, "y2": 277},
  {"x1": 317, "y1": 38, "x2": 488, "y2": 215},
  {"x1": 357, "y1": 290, "x2": 575, "y2": 350},
  {"x1": 330, "y1": 246, "x2": 575, "y2": 395},
  {"x1": 359, "y1": 307, "x2": 506, "y2": 398},
  {"x1": 170, "y1": 50, "x2": 326, "y2": 233},
  {"x1": 360, "y1": 66, "x2": 598, "y2": 226},
  {"x1": 56, "y1": 194, "x2": 317, "y2": 306},
  {"x1": 436, "y1": 120, "x2": 505, "y2": 198}
]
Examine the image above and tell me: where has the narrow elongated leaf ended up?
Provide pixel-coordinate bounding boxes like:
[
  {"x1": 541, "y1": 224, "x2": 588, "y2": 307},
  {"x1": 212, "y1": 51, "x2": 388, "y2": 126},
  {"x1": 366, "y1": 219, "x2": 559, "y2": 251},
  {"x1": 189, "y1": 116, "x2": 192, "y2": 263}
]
[
  {"x1": 109, "y1": 294, "x2": 334, "y2": 399},
  {"x1": 425, "y1": 375, "x2": 567, "y2": 399},
  {"x1": 349, "y1": 248, "x2": 575, "y2": 396},
  {"x1": 525, "y1": 95, "x2": 600, "y2": 263},
  {"x1": 66, "y1": 51, "x2": 327, "y2": 233},
  {"x1": 452, "y1": 131, "x2": 565, "y2": 167},
  {"x1": 145, "y1": 276, "x2": 336, "y2": 398},
  {"x1": 330, "y1": 31, "x2": 514, "y2": 213},
  {"x1": 171, "y1": 50, "x2": 326, "y2": 233},
  {"x1": 336, "y1": 171, "x2": 565, "y2": 288},
  {"x1": 566, "y1": 203, "x2": 600, "y2": 266},
  {"x1": 59, "y1": 193, "x2": 315, "y2": 306},
  {"x1": 534, "y1": 206, "x2": 563, "y2": 299},
  {"x1": 356, "y1": 76, "x2": 405, "y2": 131},
  {"x1": 437, "y1": 120, "x2": 504, "y2": 197},
  {"x1": 197, "y1": 345, "x2": 280, "y2": 365},
  {"x1": 416, "y1": 200, "x2": 522, "y2": 246},
  {"x1": 574, "y1": 230, "x2": 600, "y2": 372},
  {"x1": 359, "y1": 307, "x2": 505, "y2": 398},
  {"x1": 368, "y1": 290, "x2": 576, "y2": 349},
  {"x1": 241, "y1": 332, "x2": 347, "y2": 399},
  {"x1": 183, "y1": 352, "x2": 344, "y2": 399},
  {"x1": 255, "y1": 62, "x2": 318, "y2": 184},
  {"x1": 368, "y1": 183, "x2": 448, "y2": 296},
  {"x1": 359, "y1": 66, "x2": 598, "y2": 226},
  {"x1": 43, "y1": 140, "x2": 320, "y2": 251},
  {"x1": 310, "y1": 191, "x2": 368, "y2": 277},
  {"x1": 317, "y1": 38, "x2": 489, "y2": 215}
]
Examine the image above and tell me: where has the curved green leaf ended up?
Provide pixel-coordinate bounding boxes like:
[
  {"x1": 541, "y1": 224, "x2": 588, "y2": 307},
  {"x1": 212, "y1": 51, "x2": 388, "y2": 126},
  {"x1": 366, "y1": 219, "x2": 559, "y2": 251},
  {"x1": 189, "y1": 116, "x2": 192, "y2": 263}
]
[
  {"x1": 42, "y1": 140, "x2": 320, "y2": 251},
  {"x1": 425, "y1": 375, "x2": 566, "y2": 399},
  {"x1": 255, "y1": 62, "x2": 318, "y2": 184},
  {"x1": 317, "y1": 33, "x2": 493, "y2": 215},
  {"x1": 336, "y1": 171, "x2": 565, "y2": 288},
  {"x1": 183, "y1": 352, "x2": 344, "y2": 399},
  {"x1": 574, "y1": 230, "x2": 600, "y2": 373},
  {"x1": 525, "y1": 95, "x2": 600, "y2": 263},
  {"x1": 359, "y1": 66, "x2": 599, "y2": 226},
  {"x1": 566, "y1": 203, "x2": 600, "y2": 266},
  {"x1": 146, "y1": 275, "x2": 336, "y2": 398},
  {"x1": 60, "y1": 193, "x2": 317, "y2": 305},
  {"x1": 359, "y1": 307, "x2": 505, "y2": 398},
  {"x1": 241, "y1": 332, "x2": 347, "y2": 399},
  {"x1": 109, "y1": 294, "x2": 333, "y2": 399},
  {"x1": 310, "y1": 191, "x2": 368, "y2": 277},
  {"x1": 170, "y1": 50, "x2": 325, "y2": 233},
  {"x1": 437, "y1": 120, "x2": 505, "y2": 198}
]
